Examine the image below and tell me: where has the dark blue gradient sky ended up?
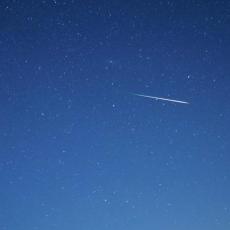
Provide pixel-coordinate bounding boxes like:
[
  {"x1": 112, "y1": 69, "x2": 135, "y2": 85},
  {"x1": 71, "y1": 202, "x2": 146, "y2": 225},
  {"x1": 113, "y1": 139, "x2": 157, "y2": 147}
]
[{"x1": 0, "y1": 1, "x2": 230, "y2": 229}]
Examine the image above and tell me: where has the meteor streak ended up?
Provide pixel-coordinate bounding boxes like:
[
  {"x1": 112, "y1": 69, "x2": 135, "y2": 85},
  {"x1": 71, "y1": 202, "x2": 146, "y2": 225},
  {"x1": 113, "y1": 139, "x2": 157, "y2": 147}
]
[{"x1": 133, "y1": 93, "x2": 189, "y2": 104}]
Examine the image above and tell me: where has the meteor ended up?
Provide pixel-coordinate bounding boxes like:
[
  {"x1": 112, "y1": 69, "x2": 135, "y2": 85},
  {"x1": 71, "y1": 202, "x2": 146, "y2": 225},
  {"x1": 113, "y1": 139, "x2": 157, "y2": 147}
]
[{"x1": 133, "y1": 93, "x2": 189, "y2": 104}]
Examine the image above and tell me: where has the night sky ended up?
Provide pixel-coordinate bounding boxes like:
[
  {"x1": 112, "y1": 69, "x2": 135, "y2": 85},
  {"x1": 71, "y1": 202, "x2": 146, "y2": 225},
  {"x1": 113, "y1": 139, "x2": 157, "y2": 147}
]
[{"x1": 1, "y1": 1, "x2": 230, "y2": 229}]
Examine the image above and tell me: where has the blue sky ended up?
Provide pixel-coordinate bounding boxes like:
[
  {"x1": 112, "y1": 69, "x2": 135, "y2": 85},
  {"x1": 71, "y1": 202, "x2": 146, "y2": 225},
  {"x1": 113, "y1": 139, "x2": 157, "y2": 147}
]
[{"x1": 0, "y1": 0, "x2": 230, "y2": 229}]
